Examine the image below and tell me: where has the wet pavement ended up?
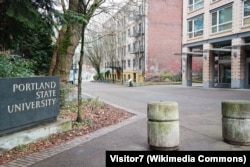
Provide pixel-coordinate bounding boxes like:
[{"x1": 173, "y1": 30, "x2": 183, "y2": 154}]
[{"x1": 1, "y1": 82, "x2": 250, "y2": 167}]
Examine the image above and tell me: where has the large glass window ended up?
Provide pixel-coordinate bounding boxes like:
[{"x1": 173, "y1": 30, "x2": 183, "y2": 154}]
[
  {"x1": 211, "y1": 6, "x2": 232, "y2": 33},
  {"x1": 219, "y1": 64, "x2": 231, "y2": 83},
  {"x1": 188, "y1": 0, "x2": 204, "y2": 12},
  {"x1": 244, "y1": 0, "x2": 250, "y2": 25},
  {"x1": 187, "y1": 15, "x2": 204, "y2": 38}
]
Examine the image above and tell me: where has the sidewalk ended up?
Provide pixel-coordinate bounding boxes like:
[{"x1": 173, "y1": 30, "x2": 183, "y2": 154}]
[{"x1": 1, "y1": 83, "x2": 250, "y2": 167}]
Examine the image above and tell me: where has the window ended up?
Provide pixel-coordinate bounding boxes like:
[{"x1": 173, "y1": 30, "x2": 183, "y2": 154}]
[
  {"x1": 211, "y1": 6, "x2": 232, "y2": 33},
  {"x1": 133, "y1": 42, "x2": 136, "y2": 52},
  {"x1": 138, "y1": 23, "x2": 142, "y2": 33},
  {"x1": 219, "y1": 64, "x2": 231, "y2": 83},
  {"x1": 123, "y1": 60, "x2": 126, "y2": 69},
  {"x1": 128, "y1": 60, "x2": 131, "y2": 68},
  {"x1": 244, "y1": 0, "x2": 250, "y2": 25},
  {"x1": 139, "y1": 5, "x2": 143, "y2": 15},
  {"x1": 128, "y1": 44, "x2": 131, "y2": 52},
  {"x1": 139, "y1": 58, "x2": 142, "y2": 70},
  {"x1": 211, "y1": 0, "x2": 218, "y2": 3},
  {"x1": 188, "y1": 0, "x2": 204, "y2": 12},
  {"x1": 187, "y1": 15, "x2": 204, "y2": 38}
]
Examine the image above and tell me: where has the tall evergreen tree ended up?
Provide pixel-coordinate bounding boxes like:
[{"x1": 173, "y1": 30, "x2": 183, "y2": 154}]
[
  {"x1": 22, "y1": 20, "x2": 54, "y2": 75},
  {"x1": 0, "y1": 0, "x2": 55, "y2": 75}
]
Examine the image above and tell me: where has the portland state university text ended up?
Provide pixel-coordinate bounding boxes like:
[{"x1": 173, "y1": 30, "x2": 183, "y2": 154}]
[{"x1": 7, "y1": 82, "x2": 57, "y2": 113}]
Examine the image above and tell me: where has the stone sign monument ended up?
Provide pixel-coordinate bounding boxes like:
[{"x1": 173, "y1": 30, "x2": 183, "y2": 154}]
[{"x1": 0, "y1": 76, "x2": 60, "y2": 135}]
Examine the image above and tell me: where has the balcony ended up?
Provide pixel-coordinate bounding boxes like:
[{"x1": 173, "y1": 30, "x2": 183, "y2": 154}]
[
  {"x1": 130, "y1": 28, "x2": 144, "y2": 38},
  {"x1": 128, "y1": 11, "x2": 144, "y2": 22},
  {"x1": 105, "y1": 62, "x2": 122, "y2": 71},
  {"x1": 130, "y1": 46, "x2": 144, "y2": 54},
  {"x1": 134, "y1": 11, "x2": 144, "y2": 20},
  {"x1": 133, "y1": 65, "x2": 143, "y2": 71}
]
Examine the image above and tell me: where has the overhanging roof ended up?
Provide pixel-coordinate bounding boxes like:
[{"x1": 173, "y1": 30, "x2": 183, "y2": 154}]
[
  {"x1": 175, "y1": 48, "x2": 235, "y2": 56},
  {"x1": 223, "y1": 43, "x2": 250, "y2": 48},
  {"x1": 174, "y1": 52, "x2": 203, "y2": 56},
  {"x1": 203, "y1": 48, "x2": 232, "y2": 52},
  {"x1": 176, "y1": 43, "x2": 250, "y2": 57}
]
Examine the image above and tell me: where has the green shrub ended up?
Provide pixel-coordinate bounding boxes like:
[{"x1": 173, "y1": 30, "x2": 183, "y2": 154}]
[
  {"x1": 173, "y1": 72, "x2": 182, "y2": 82},
  {"x1": 93, "y1": 73, "x2": 104, "y2": 81},
  {"x1": 59, "y1": 82, "x2": 75, "y2": 108},
  {"x1": 0, "y1": 54, "x2": 34, "y2": 77},
  {"x1": 159, "y1": 73, "x2": 172, "y2": 79},
  {"x1": 159, "y1": 72, "x2": 182, "y2": 82}
]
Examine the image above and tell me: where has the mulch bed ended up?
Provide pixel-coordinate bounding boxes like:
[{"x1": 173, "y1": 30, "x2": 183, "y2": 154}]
[{"x1": 0, "y1": 102, "x2": 135, "y2": 165}]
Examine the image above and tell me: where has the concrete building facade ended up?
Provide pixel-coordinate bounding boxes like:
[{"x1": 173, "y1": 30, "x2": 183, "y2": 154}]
[
  {"x1": 182, "y1": 0, "x2": 250, "y2": 89},
  {"x1": 103, "y1": 0, "x2": 183, "y2": 83}
]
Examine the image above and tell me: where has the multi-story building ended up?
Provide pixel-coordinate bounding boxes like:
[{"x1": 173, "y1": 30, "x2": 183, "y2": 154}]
[
  {"x1": 182, "y1": 0, "x2": 250, "y2": 89},
  {"x1": 102, "y1": 0, "x2": 183, "y2": 83}
]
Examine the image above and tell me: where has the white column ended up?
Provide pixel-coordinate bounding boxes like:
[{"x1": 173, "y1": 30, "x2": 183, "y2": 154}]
[
  {"x1": 231, "y1": 38, "x2": 245, "y2": 89},
  {"x1": 203, "y1": 43, "x2": 214, "y2": 88},
  {"x1": 182, "y1": 48, "x2": 192, "y2": 86}
]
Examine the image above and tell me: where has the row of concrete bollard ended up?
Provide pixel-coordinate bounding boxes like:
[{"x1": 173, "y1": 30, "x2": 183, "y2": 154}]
[{"x1": 147, "y1": 100, "x2": 250, "y2": 151}]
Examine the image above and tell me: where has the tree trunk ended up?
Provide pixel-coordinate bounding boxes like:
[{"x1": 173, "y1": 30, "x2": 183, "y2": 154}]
[
  {"x1": 48, "y1": 0, "x2": 106, "y2": 122},
  {"x1": 48, "y1": 0, "x2": 81, "y2": 83},
  {"x1": 76, "y1": 23, "x2": 87, "y2": 122},
  {"x1": 112, "y1": 61, "x2": 115, "y2": 83}
]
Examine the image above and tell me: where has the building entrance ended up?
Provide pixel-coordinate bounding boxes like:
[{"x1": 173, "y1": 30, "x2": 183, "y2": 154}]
[
  {"x1": 215, "y1": 54, "x2": 231, "y2": 88},
  {"x1": 133, "y1": 73, "x2": 137, "y2": 82},
  {"x1": 219, "y1": 63, "x2": 231, "y2": 84}
]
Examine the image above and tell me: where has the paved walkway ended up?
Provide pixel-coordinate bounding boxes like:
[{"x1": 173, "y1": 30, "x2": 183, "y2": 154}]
[{"x1": 1, "y1": 82, "x2": 250, "y2": 167}]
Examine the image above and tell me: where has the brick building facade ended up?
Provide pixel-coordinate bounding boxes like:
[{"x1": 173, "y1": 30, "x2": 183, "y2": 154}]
[
  {"x1": 146, "y1": 0, "x2": 183, "y2": 77},
  {"x1": 103, "y1": 0, "x2": 183, "y2": 83}
]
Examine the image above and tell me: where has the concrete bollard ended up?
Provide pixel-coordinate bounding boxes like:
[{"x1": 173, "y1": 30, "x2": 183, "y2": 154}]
[
  {"x1": 147, "y1": 101, "x2": 179, "y2": 151},
  {"x1": 222, "y1": 100, "x2": 250, "y2": 145}
]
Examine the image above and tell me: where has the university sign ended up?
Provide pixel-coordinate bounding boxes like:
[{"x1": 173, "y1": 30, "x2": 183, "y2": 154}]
[{"x1": 0, "y1": 77, "x2": 60, "y2": 135}]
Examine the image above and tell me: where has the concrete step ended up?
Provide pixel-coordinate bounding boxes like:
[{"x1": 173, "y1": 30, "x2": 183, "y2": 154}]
[{"x1": 0, "y1": 119, "x2": 72, "y2": 153}]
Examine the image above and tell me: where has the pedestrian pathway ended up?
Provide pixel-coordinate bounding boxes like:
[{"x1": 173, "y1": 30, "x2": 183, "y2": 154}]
[{"x1": 1, "y1": 83, "x2": 250, "y2": 167}]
